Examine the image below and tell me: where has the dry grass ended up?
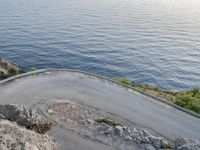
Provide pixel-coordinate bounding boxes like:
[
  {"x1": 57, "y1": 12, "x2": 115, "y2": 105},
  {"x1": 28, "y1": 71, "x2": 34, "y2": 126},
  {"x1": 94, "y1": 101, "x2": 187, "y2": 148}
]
[{"x1": 26, "y1": 123, "x2": 53, "y2": 134}]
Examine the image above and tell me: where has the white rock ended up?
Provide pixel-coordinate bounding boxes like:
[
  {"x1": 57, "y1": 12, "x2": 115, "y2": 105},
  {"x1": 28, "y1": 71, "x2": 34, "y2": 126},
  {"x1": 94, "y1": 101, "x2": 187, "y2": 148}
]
[
  {"x1": 0, "y1": 104, "x2": 41, "y2": 127},
  {"x1": 86, "y1": 119, "x2": 94, "y2": 125},
  {"x1": 48, "y1": 109, "x2": 54, "y2": 115},
  {"x1": 113, "y1": 125, "x2": 123, "y2": 137},
  {"x1": 141, "y1": 137, "x2": 150, "y2": 143},
  {"x1": 124, "y1": 135, "x2": 132, "y2": 141},
  {"x1": 23, "y1": 142, "x2": 39, "y2": 150},
  {"x1": 0, "y1": 120, "x2": 56, "y2": 150},
  {"x1": 97, "y1": 123, "x2": 109, "y2": 131},
  {"x1": 142, "y1": 144, "x2": 156, "y2": 150}
]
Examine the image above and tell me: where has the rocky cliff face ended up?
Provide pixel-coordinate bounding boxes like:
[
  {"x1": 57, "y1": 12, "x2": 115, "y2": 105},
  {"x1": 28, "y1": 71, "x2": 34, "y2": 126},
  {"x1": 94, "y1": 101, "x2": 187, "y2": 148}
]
[
  {"x1": 0, "y1": 120, "x2": 57, "y2": 150},
  {"x1": 0, "y1": 103, "x2": 199, "y2": 150},
  {"x1": 0, "y1": 58, "x2": 23, "y2": 79},
  {"x1": 0, "y1": 104, "x2": 57, "y2": 150}
]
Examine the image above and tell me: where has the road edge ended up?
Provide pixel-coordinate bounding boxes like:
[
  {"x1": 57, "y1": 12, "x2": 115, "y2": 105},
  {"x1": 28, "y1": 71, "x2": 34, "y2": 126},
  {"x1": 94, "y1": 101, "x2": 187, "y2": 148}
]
[{"x1": 0, "y1": 68, "x2": 199, "y2": 119}]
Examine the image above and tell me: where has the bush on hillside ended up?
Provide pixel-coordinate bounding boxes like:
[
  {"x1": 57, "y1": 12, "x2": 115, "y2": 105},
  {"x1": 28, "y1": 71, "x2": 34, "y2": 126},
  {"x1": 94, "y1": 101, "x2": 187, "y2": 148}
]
[
  {"x1": 112, "y1": 78, "x2": 132, "y2": 86},
  {"x1": 172, "y1": 88, "x2": 200, "y2": 114}
]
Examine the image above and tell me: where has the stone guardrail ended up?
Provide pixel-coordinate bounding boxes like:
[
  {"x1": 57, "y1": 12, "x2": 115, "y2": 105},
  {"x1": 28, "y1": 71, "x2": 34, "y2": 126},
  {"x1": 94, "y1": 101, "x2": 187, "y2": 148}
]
[{"x1": 0, "y1": 68, "x2": 199, "y2": 119}]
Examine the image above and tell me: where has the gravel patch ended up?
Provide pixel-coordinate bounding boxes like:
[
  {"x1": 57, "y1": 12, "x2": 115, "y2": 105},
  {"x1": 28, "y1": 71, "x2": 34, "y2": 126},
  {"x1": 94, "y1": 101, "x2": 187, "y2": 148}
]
[{"x1": 47, "y1": 102, "x2": 172, "y2": 150}]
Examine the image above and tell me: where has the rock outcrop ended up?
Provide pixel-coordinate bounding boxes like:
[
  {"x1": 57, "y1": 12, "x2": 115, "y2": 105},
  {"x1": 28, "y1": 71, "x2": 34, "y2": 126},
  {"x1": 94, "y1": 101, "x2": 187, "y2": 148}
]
[
  {"x1": 47, "y1": 102, "x2": 200, "y2": 150},
  {"x1": 0, "y1": 120, "x2": 56, "y2": 150},
  {"x1": 0, "y1": 104, "x2": 56, "y2": 150},
  {"x1": 47, "y1": 102, "x2": 172, "y2": 150},
  {"x1": 174, "y1": 138, "x2": 200, "y2": 150},
  {"x1": 96, "y1": 123, "x2": 170, "y2": 149},
  {"x1": 0, "y1": 58, "x2": 22, "y2": 79},
  {"x1": 0, "y1": 104, "x2": 41, "y2": 127},
  {"x1": 0, "y1": 104, "x2": 53, "y2": 134},
  {"x1": 0, "y1": 103, "x2": 199, "y2": 150}
]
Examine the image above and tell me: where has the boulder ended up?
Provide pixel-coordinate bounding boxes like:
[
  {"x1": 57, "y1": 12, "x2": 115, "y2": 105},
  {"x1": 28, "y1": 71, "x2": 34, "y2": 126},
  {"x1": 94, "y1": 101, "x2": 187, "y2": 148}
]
[
  {"x1": 112, "y1": 125, "x2": 123, "y2": 137},
  {"x1": 0, "y1": 58, "x2": 22, "y2": 79},
  {"x1": 0, "y1": 104, "x2": 41, "y2": 127},
  {"x1": 149, "y1": 136, "x2": 169, "y2": 149},
  {"x1": 97, "y1": 123, "x2": 110, "y2": 131},
  {"x1": 0, "y1": 120, "x2": 56, "y2": 150},
  {"x1": 174, "y1": 138, "x2": 200, "y2": 150},
  {"x1": 142, "y1": 144, "x2": 156, "y2": 150},
  {"x1": 174, "y1": 138, "x2": 187, "y2": 148}
]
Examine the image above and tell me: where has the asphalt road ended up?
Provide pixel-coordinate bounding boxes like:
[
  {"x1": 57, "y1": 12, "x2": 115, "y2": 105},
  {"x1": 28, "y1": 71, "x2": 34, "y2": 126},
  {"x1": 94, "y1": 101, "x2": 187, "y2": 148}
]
[{"x1": 0, "y1": 70, "x2": 199, "y2": 149}]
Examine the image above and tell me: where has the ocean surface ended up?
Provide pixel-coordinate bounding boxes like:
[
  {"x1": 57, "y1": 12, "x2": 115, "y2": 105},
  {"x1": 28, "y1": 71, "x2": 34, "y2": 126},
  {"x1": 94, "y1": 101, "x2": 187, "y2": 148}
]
[{"x1": 0, "y1": 0, "x2": 200, "y2": 91}]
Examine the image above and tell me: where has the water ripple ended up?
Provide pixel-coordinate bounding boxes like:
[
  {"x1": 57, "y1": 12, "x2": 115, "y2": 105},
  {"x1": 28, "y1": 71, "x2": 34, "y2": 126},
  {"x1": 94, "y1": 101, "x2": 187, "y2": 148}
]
[{"x1": 0, "y1": 0, "x2": 200, "y2": 91}]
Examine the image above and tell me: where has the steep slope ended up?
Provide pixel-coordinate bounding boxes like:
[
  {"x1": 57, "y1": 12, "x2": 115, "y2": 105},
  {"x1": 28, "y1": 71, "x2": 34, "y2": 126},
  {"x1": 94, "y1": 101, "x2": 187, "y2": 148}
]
[{"x1": 0, "y1": 58, "x2": 22, "y2": 79}]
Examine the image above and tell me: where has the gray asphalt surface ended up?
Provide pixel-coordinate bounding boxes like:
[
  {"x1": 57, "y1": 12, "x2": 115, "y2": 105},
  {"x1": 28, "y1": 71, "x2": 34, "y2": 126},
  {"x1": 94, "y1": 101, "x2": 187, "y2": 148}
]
[{"x1": 0, "y1": 70, "x2": 199, "y2": 149}]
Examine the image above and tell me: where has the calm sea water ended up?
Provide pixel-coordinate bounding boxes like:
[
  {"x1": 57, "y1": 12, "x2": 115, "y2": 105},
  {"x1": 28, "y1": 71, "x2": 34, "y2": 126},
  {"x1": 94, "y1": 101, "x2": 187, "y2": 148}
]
[{"x1": 0, "y1": 0, "x2": 200, "y2": 90}]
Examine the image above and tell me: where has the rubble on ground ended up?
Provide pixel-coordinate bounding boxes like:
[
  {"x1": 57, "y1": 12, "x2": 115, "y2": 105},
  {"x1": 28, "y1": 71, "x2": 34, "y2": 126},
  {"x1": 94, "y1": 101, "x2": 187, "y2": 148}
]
[
  {"x1": 174, "y1": 138, "x2": 200, "y2": 150},
  {"x1": 47, "y1": 102, "x2": 172, "y2": 150}
]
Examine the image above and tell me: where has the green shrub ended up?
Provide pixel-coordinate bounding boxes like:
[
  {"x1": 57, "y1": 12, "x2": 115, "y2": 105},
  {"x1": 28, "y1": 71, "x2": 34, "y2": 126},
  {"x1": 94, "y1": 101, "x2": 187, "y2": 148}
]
[
  {"x1": 112, "y1": 78, "x2": 132, "y2": 86},
  {"x1": 135, "y1": 85, "x2": 146, "y2": 91},
  {"x1": 96, "y1": 118, "x2": 121, "y2": 127},
  {"x1": 31, "y1": 67, "x2": 37, "y2": 71},
  {"x1": 172, "y1": 88, "x2": 200, "y2": 114},
  {"x1": 8, "y1": 68, "x2": 18, "y2": 75}
]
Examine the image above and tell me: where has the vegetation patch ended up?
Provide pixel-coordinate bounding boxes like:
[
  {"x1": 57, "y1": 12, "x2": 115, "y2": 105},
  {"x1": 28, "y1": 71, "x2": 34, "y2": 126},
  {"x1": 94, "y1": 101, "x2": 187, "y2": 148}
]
[
  {"x1": 0, "y1": 58, "x2": 24, "y2": 80},
  {"x1": 112, "y1": 78, "x2": 132, "y2": 86},
  {"x1": 112, "y1": 78, "x2": 176, "y2": 100},
  {"x1": 31, "y1": 67, "x2": 37, "y2": 71},
  {"x1": 112, "y1": 77, "x2": 200, "y2": 114},
  {"x1": 135, "y1": 84, "x2": 178, "y2": 100},
  {"x1": 172, "y1": 88, "x2": 200, "y2": 114},
  {"x1": 96, "y1": 118, "x2": 121, "y2": 127}
]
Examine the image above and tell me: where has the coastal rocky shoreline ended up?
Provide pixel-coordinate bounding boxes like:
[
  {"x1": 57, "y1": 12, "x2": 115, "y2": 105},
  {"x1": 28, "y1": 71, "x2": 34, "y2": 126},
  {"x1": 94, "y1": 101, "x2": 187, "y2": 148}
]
[
  {"x1": 0, "y1": 58, "x2": 23, "y2": 80},
  {"x1": 0, "y1": 58, "x2": 199, "y2": 149}
]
